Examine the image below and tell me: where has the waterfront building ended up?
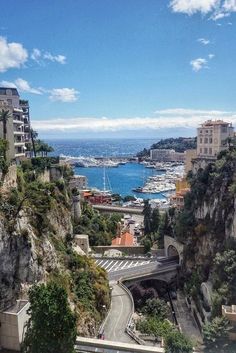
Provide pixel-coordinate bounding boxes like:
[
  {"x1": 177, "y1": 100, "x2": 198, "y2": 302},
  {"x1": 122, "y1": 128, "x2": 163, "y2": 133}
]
[
  {"x1": 69, "y1": 175, "x2": 88, "y2": 190},
  {"x1": 197, "y1": 120, "x2": 234, "y2": 159},
  {"x1": 150, "y1": 148, "x2": 185, "y2": 162},
  {"x1": 0, "y1": 87, "x2": 31, "y2": 162}
]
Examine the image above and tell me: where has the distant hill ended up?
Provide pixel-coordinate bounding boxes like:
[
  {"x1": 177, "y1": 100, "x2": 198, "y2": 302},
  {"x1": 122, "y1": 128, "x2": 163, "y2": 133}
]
[{"x1": 137, "y1": 137, "x2": 197, "y2": 157}]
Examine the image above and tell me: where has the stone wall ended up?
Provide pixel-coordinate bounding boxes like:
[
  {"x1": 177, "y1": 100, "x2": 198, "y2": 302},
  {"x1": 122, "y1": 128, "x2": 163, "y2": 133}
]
[
  {"x1": 93, "y1": 245, "x2": 145, "y2": 255},
  {"x1": 1, "y1": 164, "x2": 17, "y2": 191}
]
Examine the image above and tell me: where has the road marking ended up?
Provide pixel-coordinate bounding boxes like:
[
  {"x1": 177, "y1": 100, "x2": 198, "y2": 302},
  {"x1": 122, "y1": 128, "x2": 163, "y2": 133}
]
[
  {"x1": 104, "y1": 261, "x2": 113, "y2": 270},
  {"x1": 102, "y1": 260, "x2": 109, "y2": 268},
  {"x1": 120, "y1": 261, "x2": 129, "y2": 269},
  {"x1": 127, "y1": 261, "x2": 134, "y2": 268},
  {"x1": 96, "y1": 260, "x2": 104, "y2": 266},
  {"x1": 113, "y1": 261, "x2": 124, "y2": 271},
  {"x1": 107, "y1": 261, "x2": 118, "y2": 273}
]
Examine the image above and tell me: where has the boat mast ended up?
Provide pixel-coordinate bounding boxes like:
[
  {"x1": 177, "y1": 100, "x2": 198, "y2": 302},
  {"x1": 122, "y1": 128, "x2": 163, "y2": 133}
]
[{"x1": 103, "y1": 165, "x2": 106, "y2": 192}]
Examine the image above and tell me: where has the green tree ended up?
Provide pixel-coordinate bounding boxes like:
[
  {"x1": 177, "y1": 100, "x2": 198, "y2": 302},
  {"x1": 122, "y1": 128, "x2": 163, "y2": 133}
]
[
  {"x1": 164, "y1": 330, "x2": 193, "y2": 353},
  {"x1": 202, "y1": 316, "x2": 231, "y2": 349},
  {"x1": 30, "y1": 129, "x2": 38, "y2": 158},
  {"x1": 141, "y1": 298, "x2": 168, "y2": 320},
  {"x1": 0, "y1": 109, "x2": 11, "y2": 160},
  {"x1": 151, "y1": 208, "x2": 160, "y2": 233},
  {"x1": 143, "y1": 200, "x2": 152, "y2": 235},
  {"x1": 21, "y1": 282, "x2": 77, "y2": 353}
]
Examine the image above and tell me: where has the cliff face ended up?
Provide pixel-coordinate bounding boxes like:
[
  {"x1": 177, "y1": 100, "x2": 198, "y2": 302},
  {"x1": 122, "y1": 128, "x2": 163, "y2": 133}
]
[
  {"x1": 181, "y1": 152, "x2": 236, "y2": 274},
  {"x1": 0, "y1": 163, "x2": 110, "y2": 336},
  {"x1": 0, "y1": 201, "x2": 71, "y2": 311}
]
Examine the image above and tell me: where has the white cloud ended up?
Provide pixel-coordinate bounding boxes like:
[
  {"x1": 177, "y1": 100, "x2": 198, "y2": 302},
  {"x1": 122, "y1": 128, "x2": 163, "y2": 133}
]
[
  {"x1": 190, "y1": 58, "x2": 208, "y2": 71},
  {"x1": 14, "y1": 78, "x2": 42, "y2": 94},
  {"x1": 49, "y1": 88, "x2": 79, "y2": 102},
  {"x1": 31, "y1": 108, "x2": 236, "y2": 133},
  {"x1": 169, "y1": 0, "x2": 236, "y2": 20},
  {"x1": 0, "y1": 78, "x2": 42, "y2": 95},
  {"x1": 198, "y1": 38, "x2": 210, "y2": 45},
  {"x1": 31, "y1": 49, "x2": 66, "y2": 65},
  {"x1": 190, "y1": 53, "x2": 215, "y2": 71},
  {"x1": 170, "y1": 0, "x2": 219, "y2": 15},
  {"x1": 0, "y1": 36, "x2": 28, "y2": 72},
  {"x1": 208, "y1": 53, "x2": 215, "y2": 59},
  {"x1": 31, "y1": 48, "x2": 41, "y2": 62},
  {"x1": 43, "y1": 52, "x2": 66, "y2": 64},
  {"x1": 223, "y1": 0, "x2": 236, "y2": 11}
]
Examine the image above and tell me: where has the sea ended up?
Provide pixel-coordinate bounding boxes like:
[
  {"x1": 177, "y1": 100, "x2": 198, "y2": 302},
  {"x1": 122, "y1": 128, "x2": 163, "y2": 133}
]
[{"x1": 47, "y1": 138, "x2": 165, "y2": 199}]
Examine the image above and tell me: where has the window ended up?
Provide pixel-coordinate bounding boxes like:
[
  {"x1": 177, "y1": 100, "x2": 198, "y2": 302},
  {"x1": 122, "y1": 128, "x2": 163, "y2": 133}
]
[
  {"x1": 200, "y1": 148, "x2": 202, "y2": 153},
  {"x1": 209, "y1": 148, "x2": 212, "y2": 155},
  {"x1": 200, "y1": 138, "x2": 202, "y2": 143},
  {"x1": 206, "y1": 130, "x2": 208, "y2": 133},
  {"x1": 204, "y1": 148, "x2": 208, "y2": 154},
  {"x1": 204, "y1": 137, "x2": 208, "y2": 143},
  {"x1": 7, "y1": 99, "x2": 12, "y2": 105},
  {"x1": 209, "y1": 138, "x2": 212, "y2": 144},
  {"x1": 221, "y1": 126, "x2": 227, "y2": 133}
]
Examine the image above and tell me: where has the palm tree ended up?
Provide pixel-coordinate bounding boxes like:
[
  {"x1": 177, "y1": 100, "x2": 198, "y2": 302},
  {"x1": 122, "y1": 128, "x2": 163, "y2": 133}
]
[
  {"x1": 30, "y1": 129, "x2": 38, "y2": 158},
  {"x1": 0, "y1": 109, "x2": 11, "y2": 161}
]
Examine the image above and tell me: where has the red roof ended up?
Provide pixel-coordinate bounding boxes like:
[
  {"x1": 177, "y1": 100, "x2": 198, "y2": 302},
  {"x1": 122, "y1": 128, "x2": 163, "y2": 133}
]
[{"x1": 112, "y1": 232, "x2": 134, "y2": 246}]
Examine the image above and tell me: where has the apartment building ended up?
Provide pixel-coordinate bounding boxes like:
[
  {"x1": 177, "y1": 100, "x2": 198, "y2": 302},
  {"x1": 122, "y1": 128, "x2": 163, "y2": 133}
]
[
  {"x1": 197, "y1": 120, "x2": 234, "y2": 159},
  {"x1": 0, "y1": 87, "x2": 31, "y2": 162}
]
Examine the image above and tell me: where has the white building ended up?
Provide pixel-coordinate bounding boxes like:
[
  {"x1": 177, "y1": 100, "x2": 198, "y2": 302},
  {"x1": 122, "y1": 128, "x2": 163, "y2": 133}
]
[
  {"x1": 197, "y1": 120, "x2": 234, "y2": 159},
  {"x1": 0, "y1": 88, "x2": 31, "y2": 163}
]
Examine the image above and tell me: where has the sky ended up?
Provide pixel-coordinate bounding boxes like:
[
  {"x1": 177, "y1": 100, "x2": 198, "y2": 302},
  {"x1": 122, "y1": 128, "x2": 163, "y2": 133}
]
[{"x1": 1, "y1": 0, "x2": 236, "y2": 139}]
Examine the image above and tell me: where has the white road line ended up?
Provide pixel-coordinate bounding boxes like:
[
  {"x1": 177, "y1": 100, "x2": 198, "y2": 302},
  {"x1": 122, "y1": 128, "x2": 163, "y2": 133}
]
[
  {"x1": 120, "y1": 261, "x2": 129, "y2": 269},
  {"x1": 96, "y1": 260, "x2": 103, "y2": 266},
  {"x1": 127, "y1": 261, "x2": 134, "y2": 268},
  {"x1": 113, "y1": 261, "x2": 124, "y2": 271},
  {"x1": 104, "y1": 261, "x2": 113, "y2": 270},
  {"x1": 107, "y1": 261, "x2": 118, "y2": 273},
  {"x1": 101, "y1": 260, "x2": 109, "y2": 268}
]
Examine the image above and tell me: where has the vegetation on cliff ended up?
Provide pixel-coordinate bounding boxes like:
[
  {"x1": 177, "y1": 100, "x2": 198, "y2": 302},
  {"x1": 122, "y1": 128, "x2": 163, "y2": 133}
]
[
  {"x1": 137, "y1": 137, "x2": 197, "y2": 157},
  {"x1": 164, "y1": 148, "x2": 236, "y2": 351},
  {"x1": 0, "y1": 157, "x2": 110, "y2": 336},
  {"x1": 21, "y1": 282, "x2": 77, "y2": 353},
  {"x1": 74, "y1": 201, "x2": 122, "y2": 246}
]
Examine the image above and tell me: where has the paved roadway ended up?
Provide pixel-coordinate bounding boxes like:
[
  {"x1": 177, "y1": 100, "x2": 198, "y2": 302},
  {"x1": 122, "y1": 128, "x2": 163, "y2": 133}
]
[
  {"x1": 95, "y1": 257, "x2": 178, "y2": 282},
  {"x1": 103, "y1": 284, "x2": 134, "y2": 344},
  {"x1": 93, "y1": 204, "x2": 143, "y2": 215},
  {"x1": 95, "y1": 258, "x2": 153, "y2": 274}
]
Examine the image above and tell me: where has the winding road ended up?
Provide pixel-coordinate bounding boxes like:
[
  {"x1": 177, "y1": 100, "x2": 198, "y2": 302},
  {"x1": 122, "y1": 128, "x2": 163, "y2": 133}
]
[{"x1": 103, "y1": 283, "x2": 134, "y2": 343}]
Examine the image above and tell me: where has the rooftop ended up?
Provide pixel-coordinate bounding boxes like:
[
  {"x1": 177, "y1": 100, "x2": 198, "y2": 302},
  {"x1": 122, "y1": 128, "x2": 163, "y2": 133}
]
[
  {"x1": 200, "y1": 119, "x2": 232, "y2": 127},
  {"x1": 112, "y1": 232, "x2": 134, "y2": 246},
  {"x1": 0, "y1": 87, "x2": 19, "y2": 96}
]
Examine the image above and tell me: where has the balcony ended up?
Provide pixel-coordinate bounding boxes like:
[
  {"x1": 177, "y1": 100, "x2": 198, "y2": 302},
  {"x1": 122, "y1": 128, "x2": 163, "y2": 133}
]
[
  {"x1": 13, "y1": 119, "x2": 24, "y2": 125},
  {"x1": 14, "y1": 142, "x2": 25, "y2": 146},
  {"x1": 14, "y1": 130, "x2": 25, "y2": 135}
]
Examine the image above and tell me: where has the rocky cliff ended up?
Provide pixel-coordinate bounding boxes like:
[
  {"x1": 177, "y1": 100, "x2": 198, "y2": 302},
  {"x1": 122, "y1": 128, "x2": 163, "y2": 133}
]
[
  {"x1": 0, "y1": 161, "x2": 110, "y2": 336},
  {"x1": 173, "y1": 149, "x2": 236, "y2": 315}
]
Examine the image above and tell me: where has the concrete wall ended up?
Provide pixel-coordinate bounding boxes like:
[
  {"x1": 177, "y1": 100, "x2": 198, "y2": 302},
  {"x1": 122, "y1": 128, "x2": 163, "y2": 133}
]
[
  {"x1": 93, "y1": 245, "x2": 145, "y2": 255},
  {"x1": 37, "y1": 168, "x2": 50, "y2": 183},
  {"x1": 0, "y1": 302, "x2": 30, "y2": 351},
  {"x1": 164, "y1": 235, "x2": 184, "y2": 263}
]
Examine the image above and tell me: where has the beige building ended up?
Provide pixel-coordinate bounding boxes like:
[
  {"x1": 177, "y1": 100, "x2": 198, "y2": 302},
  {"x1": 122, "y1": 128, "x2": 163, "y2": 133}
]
[
  {"x1": 197, "y1": 120, "x2": 234, "y2": 159},
  {"x1": 185, "y1": 149, "x2": 197, "y2": 175},
  {"x1": 0, "y1": 87, "x2": 31, "y2": 163},
  {"x1": 69, "y1": 175, "x2": 88, "y2": 190},
  {"x1": 0, "y1": 300, "x2": 29, "y2": 351},
  {"x1": 222, "y1": 305, "x2": 236, "y2": 340},
  {"x1": 150, "y1": 149, "x2": 185, "y2": 162}
]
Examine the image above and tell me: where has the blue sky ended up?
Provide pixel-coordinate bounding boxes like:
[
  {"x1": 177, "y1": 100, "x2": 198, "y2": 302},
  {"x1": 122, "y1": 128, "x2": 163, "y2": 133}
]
[{"x1": 1, "y1": 0, "x2": 236, "y2": 138}]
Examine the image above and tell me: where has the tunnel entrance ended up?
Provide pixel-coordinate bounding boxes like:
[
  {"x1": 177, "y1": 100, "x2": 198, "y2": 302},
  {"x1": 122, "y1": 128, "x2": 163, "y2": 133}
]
[{"x1": 167, "y1": 245, "x2": 180, "y2": 263}]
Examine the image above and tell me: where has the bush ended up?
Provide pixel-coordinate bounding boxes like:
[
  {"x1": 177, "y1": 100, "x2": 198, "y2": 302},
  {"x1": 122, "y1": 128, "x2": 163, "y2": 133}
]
[{"x1": 164, "y1": 330, "x2": 193, "y2": 353}]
